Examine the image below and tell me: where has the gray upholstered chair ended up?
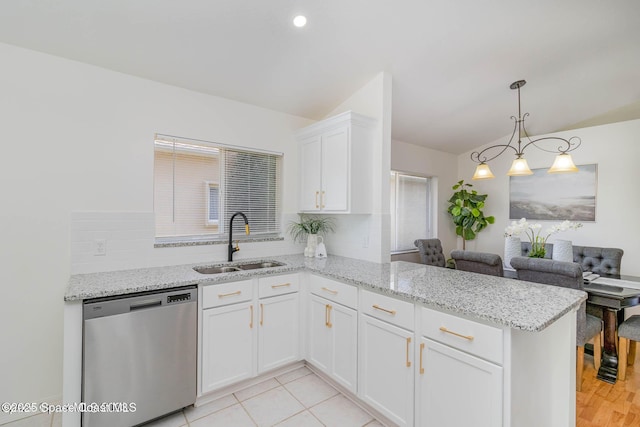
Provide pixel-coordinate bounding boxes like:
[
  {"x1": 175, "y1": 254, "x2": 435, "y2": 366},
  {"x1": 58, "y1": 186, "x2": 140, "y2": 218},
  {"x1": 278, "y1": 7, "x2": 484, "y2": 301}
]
[
  {"x1": 617, "y1": 315, "x2": 640, "y2": 380},
  {"x1": 414, "y1": 239, "x2": 445, "y2": 267},
  {"x1": 509, "y1": 256, "x2": 602, "y2": 391},
  {"x1": 520, "y1": 243, "x2": 624, "y2": 275},
  {"x1": 450, "y1": 250, "x2": 504, "y2": 277},
  {"x1": 573, "y1": 246, "x2": 624, "y2": 275}
]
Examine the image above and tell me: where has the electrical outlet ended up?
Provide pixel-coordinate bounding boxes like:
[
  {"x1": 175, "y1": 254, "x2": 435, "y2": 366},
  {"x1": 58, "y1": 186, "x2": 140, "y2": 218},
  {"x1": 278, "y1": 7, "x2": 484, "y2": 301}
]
[{"x1": 94, "y1": 239, "x2": 107, "y2": 256}]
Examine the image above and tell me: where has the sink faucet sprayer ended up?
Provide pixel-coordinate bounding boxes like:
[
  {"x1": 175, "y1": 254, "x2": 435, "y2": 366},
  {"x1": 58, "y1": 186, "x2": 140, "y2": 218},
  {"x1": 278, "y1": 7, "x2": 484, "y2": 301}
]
[{"x1": 228, "y1": 212, "x2": 250, "y2": 262}]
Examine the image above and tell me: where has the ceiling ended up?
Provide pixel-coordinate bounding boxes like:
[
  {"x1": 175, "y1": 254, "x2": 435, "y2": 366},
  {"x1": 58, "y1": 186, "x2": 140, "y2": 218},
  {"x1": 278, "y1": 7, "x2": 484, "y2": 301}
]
[{"x1": 1, "y1": 0, "x2": 640, "y2": 154}]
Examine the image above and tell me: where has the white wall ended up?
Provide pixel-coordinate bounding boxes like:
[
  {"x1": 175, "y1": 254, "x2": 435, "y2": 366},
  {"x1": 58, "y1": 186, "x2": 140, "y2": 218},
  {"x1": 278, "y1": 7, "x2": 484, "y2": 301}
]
[
  {"x1": 322, "y1": 72, "x2": 393, "y2": 263},
  {"x1": 457, "y1": 119, "x2": 640, "y2": 276},
  {"x1": 0, "y1": 42, "x2": 313, "y2": 421},
  {"x1": 391, "y1": 140, "x2": 460, "y2": 259}
]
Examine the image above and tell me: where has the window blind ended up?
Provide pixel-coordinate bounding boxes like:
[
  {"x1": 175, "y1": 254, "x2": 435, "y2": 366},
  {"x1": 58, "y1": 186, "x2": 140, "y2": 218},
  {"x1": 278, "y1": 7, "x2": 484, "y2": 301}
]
[
  {"x1": 390, "y1": 172, "x2": 431, "y2": 252},
  {"x1": 223, "y1": 149, "x2": 281, "y2": 235}
]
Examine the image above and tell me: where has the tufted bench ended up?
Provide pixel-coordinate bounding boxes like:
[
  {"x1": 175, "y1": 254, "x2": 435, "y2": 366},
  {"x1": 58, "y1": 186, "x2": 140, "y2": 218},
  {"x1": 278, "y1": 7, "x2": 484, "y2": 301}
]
[{"x1": 521, "y1": 243, "x2": 623, "y2": 275}]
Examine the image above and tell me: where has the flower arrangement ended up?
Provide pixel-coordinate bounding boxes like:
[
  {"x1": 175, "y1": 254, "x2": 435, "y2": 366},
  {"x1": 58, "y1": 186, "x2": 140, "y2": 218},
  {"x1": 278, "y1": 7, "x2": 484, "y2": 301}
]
[{"x1": 504, "y1": 218, "x2": 582, "y2": 258}]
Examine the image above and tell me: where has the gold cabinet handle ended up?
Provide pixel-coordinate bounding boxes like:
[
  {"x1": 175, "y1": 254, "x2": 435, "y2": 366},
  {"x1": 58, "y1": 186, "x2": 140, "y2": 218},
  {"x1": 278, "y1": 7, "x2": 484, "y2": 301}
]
[
  {"x1": 325, "y1": 304, "x2": 333, "y2": 328},
  {"x1": 260, "y1": 303, "x2": 264, "y2": 326},
  {"x1": 372, "y1": 304, "x2": 396, "y2": 316},
  {"x1": 419, "y1": 343, "x2": 425, "y2": 375},
  {"x1": 406, "y1": 337, "x2": 412, "y2": 367},
  {"x1": 321, "y1": 190, "x2": 325, "y2": 208},
  {"x1": 315, "y1": 191, "x2": 319, "y2": 209},
  {"x1": 271, "y1": 283, "x2": 291, "y2": 289},
  {"x1": 321, "y1": 287, "x2": 338, "y2": 295},
  {"x1": 439, "y1": 326, "x2": 474, "y2": 341},
  {"x1": 249, "y1": 305, "x2": 253, "y2": 329},
  {"x1": 219, "y1": 290, "x2": 241, "y2": 298}
]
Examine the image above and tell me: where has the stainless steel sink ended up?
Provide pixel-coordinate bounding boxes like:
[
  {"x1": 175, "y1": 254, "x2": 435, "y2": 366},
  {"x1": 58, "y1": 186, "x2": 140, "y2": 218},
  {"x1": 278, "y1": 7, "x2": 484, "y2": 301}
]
[
  {"x1": 237, "y1": 261, "x2": 284, "y2": 270},
  {"x1": 193, "y1": 266, "x2": 242, "y2": 274},
  {"x1": 193, "y1": 260, "x2": 284, "y2": 274}
]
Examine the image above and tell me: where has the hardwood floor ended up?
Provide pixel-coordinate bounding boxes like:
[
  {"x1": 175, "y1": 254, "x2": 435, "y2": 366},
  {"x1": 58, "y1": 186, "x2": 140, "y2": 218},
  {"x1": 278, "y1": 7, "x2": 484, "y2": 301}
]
[{"x1": 577, "y1": 355, "x2": 640, "y2": 426}]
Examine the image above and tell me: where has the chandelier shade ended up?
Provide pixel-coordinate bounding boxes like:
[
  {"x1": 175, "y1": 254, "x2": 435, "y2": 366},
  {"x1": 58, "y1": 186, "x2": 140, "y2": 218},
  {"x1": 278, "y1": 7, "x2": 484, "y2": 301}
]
[
  {"x1": 470, "y1": 80, "x2": 581, "y2": 180},
  {"x1": 548, "y1": 153, "x2": 579, "y2": 173},
  {"x1": 507, "y1": 157, "x2": 533, "y2": 176},
  {"x1": 472, "y1": 163, "x2": 495, "y2": 180}
]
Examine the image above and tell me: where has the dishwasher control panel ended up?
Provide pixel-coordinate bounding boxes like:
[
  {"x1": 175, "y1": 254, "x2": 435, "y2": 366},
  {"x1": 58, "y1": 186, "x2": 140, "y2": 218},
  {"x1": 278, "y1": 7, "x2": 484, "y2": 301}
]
[
  {"x1": 83, "y1": 285, "x2": 197, "y2": 320},
  {"x1": 167, "y1": 292, "x2": 192, "y2": 304}
]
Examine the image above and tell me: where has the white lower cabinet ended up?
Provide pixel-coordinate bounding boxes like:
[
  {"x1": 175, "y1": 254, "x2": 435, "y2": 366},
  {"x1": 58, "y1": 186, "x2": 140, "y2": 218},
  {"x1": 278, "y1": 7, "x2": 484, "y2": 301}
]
[
  {"x1": 197, "y1": 273, "x2": 574, "y2": 427},
  {"x1": 200, "y1": 274, "x2": 300, "y2": 395},
  {"x1": 359, "y1": 314, "x2": 414, "y2": 427},
  {"x1": 417, "y1": 337, "x2": 503, "y2": 427},
  {"x1": 201, "y1": 301, "x2": 255, "y2": 393},
  {"x1": 258, "y1": 292, "x2": 300, "y2": 373},
  {"x1": 308, "y1": 293, "x2": 358, "y2": 393}
]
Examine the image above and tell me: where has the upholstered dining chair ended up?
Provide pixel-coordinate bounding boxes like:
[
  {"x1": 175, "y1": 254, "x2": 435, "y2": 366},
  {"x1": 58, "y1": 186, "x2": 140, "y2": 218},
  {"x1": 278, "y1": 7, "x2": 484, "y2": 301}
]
[
  {"x1": 573, "y1": 246, "x2": 624, "y2": 276},
  {"x1": 509, "y1": 257, "x2": 602, "y2": 391},
  {"x1": 617, "y1": 315, "x2": 640, "y2": 380},
  {"x1": 450, "y1": 250, "x2": 504, "y2": 277},
  {"x1": 414, "y1": 239, "x2": 446, "y2": 267},
  {"x1": 520, "y1": 243, "x2": 624, "y2": 275}
]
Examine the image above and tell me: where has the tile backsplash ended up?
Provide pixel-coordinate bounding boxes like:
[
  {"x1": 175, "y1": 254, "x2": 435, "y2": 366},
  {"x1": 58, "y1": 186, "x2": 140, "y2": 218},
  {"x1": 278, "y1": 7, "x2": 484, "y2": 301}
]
[{"x1": 70, "y1": 212, "x2": 301, "y2": 274}]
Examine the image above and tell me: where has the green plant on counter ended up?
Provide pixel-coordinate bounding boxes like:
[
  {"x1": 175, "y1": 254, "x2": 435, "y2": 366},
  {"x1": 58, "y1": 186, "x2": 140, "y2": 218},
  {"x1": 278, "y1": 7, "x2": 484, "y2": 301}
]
[
  {"x1": 287, "y1": 214, "x2": 336, "y2": 243},
  {"x1": 447, "y1": 180, "x2": 495, "y2": 250}
]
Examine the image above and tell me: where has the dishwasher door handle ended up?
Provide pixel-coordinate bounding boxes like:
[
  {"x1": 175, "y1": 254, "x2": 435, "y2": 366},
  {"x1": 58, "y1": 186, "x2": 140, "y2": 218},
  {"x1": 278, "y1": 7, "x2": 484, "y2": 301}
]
[{"x1": 130, "y1": 299, "x2": 162, "y2": 311}]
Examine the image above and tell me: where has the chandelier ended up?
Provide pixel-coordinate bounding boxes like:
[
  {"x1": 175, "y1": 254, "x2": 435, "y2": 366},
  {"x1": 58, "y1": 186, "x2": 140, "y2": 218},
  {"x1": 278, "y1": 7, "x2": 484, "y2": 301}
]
[{"x1": 471, "y1": 80, "x2": 581, "y2": 180}]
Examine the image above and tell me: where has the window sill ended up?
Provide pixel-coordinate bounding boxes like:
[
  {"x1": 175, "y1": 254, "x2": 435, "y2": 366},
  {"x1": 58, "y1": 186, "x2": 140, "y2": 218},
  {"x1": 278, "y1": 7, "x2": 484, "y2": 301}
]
[{"x1": 154, "y1": 235, "x2": 284, "y2": 248}]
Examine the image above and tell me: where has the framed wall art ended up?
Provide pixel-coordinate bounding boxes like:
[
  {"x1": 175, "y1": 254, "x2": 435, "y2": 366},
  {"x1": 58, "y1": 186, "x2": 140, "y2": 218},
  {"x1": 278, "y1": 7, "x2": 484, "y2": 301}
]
[{"x1": 509, "y1": 164, "x2": 597, "y2": 221}]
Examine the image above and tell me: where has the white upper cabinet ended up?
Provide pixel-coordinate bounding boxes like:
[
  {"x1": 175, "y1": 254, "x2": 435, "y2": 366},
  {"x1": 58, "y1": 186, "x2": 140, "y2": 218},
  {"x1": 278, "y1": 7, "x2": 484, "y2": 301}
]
[{"x1": 297, "y1": 111, "x2": 376, "y2": 213}]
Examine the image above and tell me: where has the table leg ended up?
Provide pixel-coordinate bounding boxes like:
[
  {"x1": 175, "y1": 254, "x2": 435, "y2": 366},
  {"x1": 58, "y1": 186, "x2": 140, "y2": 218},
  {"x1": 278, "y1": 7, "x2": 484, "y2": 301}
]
[{"x1": 597, "y1": 308, "x2": 619, "y2": 384}]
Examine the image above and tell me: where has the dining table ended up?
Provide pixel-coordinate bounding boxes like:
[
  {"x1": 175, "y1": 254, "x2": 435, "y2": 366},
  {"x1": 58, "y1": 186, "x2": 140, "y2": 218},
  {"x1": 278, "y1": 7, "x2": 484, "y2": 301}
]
[
  {"x1": 582, "y1": 274, "x2": 640, "y2": 384},
  {"x1": 504, "y1": 267, "x2": 640, "y2": 384}
]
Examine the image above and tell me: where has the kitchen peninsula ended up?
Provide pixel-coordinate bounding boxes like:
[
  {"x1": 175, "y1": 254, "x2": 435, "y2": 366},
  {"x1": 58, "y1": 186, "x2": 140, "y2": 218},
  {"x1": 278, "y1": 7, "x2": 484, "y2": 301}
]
[{"x1": 64, "y1": 255, "x2": 585, "y2": 427}]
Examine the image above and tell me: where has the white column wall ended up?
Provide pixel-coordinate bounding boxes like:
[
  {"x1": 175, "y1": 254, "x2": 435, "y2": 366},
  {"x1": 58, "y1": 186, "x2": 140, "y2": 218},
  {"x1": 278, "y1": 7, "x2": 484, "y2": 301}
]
[{"x1": 322, "y1": 72, "x2": 393, "y2": 263}]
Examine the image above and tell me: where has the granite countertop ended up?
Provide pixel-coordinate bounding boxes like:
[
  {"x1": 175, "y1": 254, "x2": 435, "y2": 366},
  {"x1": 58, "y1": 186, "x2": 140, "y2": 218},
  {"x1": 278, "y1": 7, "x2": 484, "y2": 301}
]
[{"x1": 66, "y1": 254, "x2": 587, "y2": 332}]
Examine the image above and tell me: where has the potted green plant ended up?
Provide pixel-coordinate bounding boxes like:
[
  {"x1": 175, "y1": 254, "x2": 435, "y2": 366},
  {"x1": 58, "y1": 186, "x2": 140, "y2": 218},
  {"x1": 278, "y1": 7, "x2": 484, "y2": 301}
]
[
  {"x1": 447, "y1": 180, "x2": 495, "y2": 250},
  {"x1": 287, "y1": 215, "x2": 336, "y2": 257}
]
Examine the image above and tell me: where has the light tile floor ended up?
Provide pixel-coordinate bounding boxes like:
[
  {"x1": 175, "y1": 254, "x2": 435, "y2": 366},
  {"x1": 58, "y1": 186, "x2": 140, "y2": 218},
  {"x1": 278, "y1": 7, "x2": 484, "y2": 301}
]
[{"x1": 2, "y1": 367, "x2": 385, "y2": 427}]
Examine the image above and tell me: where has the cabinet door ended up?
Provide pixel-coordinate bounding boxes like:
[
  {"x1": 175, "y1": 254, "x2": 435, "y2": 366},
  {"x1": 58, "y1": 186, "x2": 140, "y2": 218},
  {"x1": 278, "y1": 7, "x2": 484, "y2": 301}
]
[
  {"x1": 418, "y1": 337, "x2": 503, "y2": 427},
  {"x1": 202, "y1": 301, "x2": 255, "y2": 393},
  {"x1": 321, "y1": 126, "x2": 349, "y2": 211},
  {"x1": 308, "y1": 294, "x2": 332, "y2": 373},
  {"x1": 359, "y1": 315, "x2": 414, "y2": 427},
  {"x1": 330, "y1": 301, "x2": 358, "y2": 394},
  {"x1": 258, "y1": 293, "x2": 300, "y2": 373},
  {"x1": 300, "y1": 136, "x2": 322, "y2": 211}
]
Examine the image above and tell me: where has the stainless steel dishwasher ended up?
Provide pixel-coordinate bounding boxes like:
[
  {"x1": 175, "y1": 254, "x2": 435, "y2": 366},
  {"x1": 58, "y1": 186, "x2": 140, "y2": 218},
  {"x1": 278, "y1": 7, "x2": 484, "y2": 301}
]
[{"x1": 82, "y1": 285, "x2": 197, "y2": 427}]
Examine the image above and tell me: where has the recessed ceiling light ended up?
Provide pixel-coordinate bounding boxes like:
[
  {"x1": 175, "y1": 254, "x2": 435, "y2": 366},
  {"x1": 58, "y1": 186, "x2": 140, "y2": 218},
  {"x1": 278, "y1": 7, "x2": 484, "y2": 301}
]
[{"x1": 293, "y1": 15, "x2": 307, "y2": 27}]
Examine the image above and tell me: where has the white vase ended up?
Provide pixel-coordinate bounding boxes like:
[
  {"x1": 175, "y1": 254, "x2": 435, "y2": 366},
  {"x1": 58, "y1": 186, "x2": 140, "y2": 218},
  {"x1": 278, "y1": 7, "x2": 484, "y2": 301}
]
[
  {"x1": 504, "y1": 236, "x2": 521, "y2": 269},
  {"x1": 552, "y1": 239, "x2": 573, "y2": 263},
  {"x1": 304, "y1": 234, "x2": 320, "y2": 257}
]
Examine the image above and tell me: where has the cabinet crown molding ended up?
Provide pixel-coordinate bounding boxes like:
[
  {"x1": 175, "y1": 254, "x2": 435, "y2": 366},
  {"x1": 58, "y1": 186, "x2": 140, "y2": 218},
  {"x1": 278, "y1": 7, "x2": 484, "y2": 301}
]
[{"x1": 295, "y1": 110, "x2": 377, "y2": 139}]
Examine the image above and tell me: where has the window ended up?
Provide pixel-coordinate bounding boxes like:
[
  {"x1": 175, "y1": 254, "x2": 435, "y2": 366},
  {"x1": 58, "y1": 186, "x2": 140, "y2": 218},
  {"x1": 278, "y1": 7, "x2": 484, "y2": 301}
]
[
  {"x1": 154, "y1": 135, "x2": 282, "y2": 241},
  {"x1": 390, "y1": 171, "x2": 432, "y2": 253}
]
